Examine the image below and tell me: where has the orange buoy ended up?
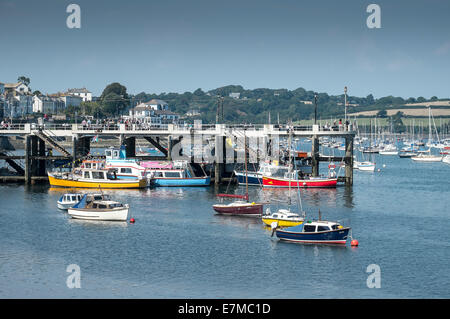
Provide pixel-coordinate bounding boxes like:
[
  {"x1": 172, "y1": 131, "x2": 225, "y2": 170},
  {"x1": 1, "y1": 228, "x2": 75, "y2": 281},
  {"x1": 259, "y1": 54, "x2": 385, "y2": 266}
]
[
  {"x1": 351, "y1": 239, "x2": 359, "y2": 246},
  {"x1": 130, "y1": 218, "x2": 135, "y2": 224}
]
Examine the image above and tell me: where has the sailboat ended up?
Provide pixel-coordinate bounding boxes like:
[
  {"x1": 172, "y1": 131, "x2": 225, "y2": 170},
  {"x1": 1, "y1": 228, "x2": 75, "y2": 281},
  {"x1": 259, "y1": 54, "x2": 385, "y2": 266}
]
[
  {"x1": 412, "y1": 107, "x2": 443, "y2": 162},
  {"x1": 212, "y1": 134, "x2": 264, "y2": 216},
  {"x1": 262, "y1": 125, "x2": 305, "y2": 227},
  {"x1": 355, "y1": 119, "x2": 376, "y2": 171}
]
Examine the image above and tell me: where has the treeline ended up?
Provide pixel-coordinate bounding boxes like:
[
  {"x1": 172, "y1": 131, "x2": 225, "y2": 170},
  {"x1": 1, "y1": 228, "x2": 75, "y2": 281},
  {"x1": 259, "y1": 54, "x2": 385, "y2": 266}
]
[
  {"x1": 65, "y1": 83, "x2": 448, "y2": 124},
  {"x1": 133, "y1": 85, "x2": 447, "y2": 124}
]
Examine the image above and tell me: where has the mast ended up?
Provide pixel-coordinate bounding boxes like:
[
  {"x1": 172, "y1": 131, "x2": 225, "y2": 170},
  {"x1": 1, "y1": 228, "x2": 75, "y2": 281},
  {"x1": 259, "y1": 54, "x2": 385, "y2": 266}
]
[
  {"x1": 288, "y1": 123, "x2": 292, "y2": 207},
  {"x1": 244, "y1": 133, "x2": 249, "y2": 202}
]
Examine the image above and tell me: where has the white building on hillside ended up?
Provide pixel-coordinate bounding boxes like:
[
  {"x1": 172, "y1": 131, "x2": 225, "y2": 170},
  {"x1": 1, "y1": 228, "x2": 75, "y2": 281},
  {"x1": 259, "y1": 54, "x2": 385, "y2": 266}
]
[
  {"x1": 127, "y1": 99, "x2": 179, "y2": 127},
  {"x1": 66, "y1": 88, "x2": 92, "y2": 102},
  {"x1": 4, "y1": 82, "x2": 30, "y2": 96},
  {"x1": 33, "y1": 95, "x2": 65, "y2": 114},
  {"x1": 135, "y1": 99, "x2": 169, "y2": 111}
]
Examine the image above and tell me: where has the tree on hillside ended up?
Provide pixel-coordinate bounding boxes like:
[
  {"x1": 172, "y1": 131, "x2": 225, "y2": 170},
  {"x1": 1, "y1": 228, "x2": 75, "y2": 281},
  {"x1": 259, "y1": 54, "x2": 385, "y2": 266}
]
[
  {"x1": 389, "y1": 111, "x2": 406, "y2": 132},
  {"x1": 100, "y1": 82, "x2": 129, "y2": 116},
  {"x1": 17, "y1": 76, "x2": 30, "y2": 86},
  {"x1": 377, "y1": 109, "x2": 387, "y2": 118}
]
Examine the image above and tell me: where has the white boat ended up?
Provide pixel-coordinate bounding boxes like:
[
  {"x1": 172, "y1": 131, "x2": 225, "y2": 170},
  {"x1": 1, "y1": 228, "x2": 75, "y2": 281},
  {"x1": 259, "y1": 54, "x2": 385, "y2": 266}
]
[
  {"x1": 443, "y1": 155, "x2": 450, "y2": 165},
  {"x1": 354, "y1": 161, "x2": 375, "y2": 171},
  {"x1": 379, "y1": 144, "x2": 398, "y2": 155},
  {"x1": 411, "y1": 152, "x2": 443, "y2": 162},
  {"x1": 68, "y1": 194, "x2": 129, "y2": 221},
  {"x1": 262, "y1": 208, "x2": 304, "y2": 227},
  {"x1": 57, "y1": 193, "x2": 83, "y2": 210}
]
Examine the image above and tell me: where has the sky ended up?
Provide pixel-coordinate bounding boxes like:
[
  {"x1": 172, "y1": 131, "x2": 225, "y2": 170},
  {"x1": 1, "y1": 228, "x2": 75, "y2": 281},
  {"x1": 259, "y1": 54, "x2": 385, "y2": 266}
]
[{"x1": 0, "y1": 0, "x2": 449, "y2": 99}]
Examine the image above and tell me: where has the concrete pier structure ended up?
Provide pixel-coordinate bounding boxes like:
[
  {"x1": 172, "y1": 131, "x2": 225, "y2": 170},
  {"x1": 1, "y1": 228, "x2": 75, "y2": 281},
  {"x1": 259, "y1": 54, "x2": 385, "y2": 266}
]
[{"x1": 0, "y1": 123, "x2": 356, "y2": 185}]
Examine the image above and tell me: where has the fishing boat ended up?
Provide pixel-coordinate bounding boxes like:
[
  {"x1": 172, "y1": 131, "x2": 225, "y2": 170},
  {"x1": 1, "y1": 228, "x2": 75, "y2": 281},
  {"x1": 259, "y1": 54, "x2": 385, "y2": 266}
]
[
  {"x1": 68, "y1": 193, "x2": 129, "y2": 221},
  {"x1": 234, "y1": 161, "x2": 283, "y2": 186},
  {"x1": 48, "y1": 167, "x2": 147, "y2": 189},
  {"x1": 262, "y1": 208, "x2": 304, "y2": 227},
  {"x1": 262, "y1": 171, "x2": 337, "y2": 188},
  {"x1": 272, "y1": 219, "x2": 351, "y2": 245},
  {"x1": 104, "y1": 147, "x2": 148, "y2": 180},
  {"x1": 144, "y1": 161, "x2": 210, "y2": 187},
  {"x1": 57, "y1": 193, "x2": 83, "y2": 210}
]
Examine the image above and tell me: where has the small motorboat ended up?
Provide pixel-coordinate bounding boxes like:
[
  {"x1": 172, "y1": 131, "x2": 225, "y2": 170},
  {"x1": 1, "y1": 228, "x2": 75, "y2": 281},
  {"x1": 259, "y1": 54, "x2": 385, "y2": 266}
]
[
  {"x1": 272, "y1": 219, "x2": 351, "y2": 245},
  {"x1": 354, "y1": 161, "x2": 375, "y2": 172},
  {"x1": 262, "y1": 208, "x2": 304, "y2": 227},
  {"x1": 67, "y1": 193, "x2": 129, "y2": 221},
  {"x1": 57, "y1": 193, "x2": 83, "y2": 210}
]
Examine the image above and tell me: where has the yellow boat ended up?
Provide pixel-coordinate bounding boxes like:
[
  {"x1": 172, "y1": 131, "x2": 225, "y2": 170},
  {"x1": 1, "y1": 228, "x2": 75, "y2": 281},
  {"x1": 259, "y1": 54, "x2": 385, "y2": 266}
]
[
  {"x1": 262, "y1": 208, "x2": 304, "y2": 227},
  {"x1": 48, "y1": 168, "x2": 147, "y2": 189}
]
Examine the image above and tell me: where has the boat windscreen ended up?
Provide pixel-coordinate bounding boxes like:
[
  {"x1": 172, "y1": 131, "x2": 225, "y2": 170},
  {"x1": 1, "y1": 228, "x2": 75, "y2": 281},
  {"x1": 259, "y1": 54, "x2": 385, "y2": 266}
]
[{"x1": 72, "y1": 194, "x2": 87, "y2": 209}]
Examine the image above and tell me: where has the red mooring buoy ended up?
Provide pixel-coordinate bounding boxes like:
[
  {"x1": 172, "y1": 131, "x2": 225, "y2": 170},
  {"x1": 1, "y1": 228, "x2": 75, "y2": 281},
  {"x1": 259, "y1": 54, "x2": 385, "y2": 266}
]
[
  {"x1": 130, "y1": 218, "x2": 135, "y2": 224},
  {"x1": 351, "y1": 239, "x2": 359, "y2": 247}
]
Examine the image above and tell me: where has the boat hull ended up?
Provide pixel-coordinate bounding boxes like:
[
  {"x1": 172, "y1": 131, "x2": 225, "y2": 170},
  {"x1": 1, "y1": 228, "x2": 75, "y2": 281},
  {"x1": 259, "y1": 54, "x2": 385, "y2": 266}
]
[
  {"x1": 235, "y1": 172, "x2": 261, "y2": 186},
  {"x1": 48, "y1": 175, "x2": 147, "y2": 189},
  {"x1": 213, "y1": 203, "x2": 263, "y2": 216},
  {"x1": 411, "y1": 156, "x2": 442, "y2": 162},
  {"x1": 57, "y1": 202, "x2": 77, "y2": 210},
  {"x1": 276, "y1": 227, "x2": 350, "y2": 244},
  {"x1": 151, "y1": 176, "x2": 211, "y2": 187},
  {"x1": 262, "y1": 176, "x2": 337, "y2": 188},
  {"x1": 262, "y1": 218, "x2": 303, "y2": 227},
  {"x1": 68, "y1": 207, "x2": 129, "y2": 221}
]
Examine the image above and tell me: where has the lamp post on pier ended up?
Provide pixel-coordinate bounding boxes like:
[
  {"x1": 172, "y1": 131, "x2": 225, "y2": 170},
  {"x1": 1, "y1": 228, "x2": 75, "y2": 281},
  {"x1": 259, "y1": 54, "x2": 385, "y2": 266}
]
[{"x1": 314, "y1": 93, "x2": 318, "y2": 125}]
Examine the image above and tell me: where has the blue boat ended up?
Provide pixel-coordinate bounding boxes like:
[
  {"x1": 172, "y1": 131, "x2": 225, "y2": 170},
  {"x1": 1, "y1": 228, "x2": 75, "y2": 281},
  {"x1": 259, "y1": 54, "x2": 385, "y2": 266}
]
[
  {"x1": 273, "y1": 220, "x2": 351, "y2": 245},
  {"x1": 234, "y1": 171, "x2": 261, "y2": 186},
  {"x1": 150, "y1": 169, "x2": 211, "y2": 187}
]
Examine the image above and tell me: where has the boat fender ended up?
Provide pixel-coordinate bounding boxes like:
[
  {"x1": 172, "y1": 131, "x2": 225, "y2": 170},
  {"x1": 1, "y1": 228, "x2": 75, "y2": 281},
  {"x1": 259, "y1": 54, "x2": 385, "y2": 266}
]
[{"x1": 251, "y1": 202, "x2": 255, "y2": 205}]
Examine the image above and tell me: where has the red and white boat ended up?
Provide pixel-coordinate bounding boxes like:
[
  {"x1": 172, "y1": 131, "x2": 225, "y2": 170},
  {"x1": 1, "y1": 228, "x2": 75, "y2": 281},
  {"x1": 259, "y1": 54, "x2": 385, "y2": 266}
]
[{"x1": 262, "y1": 170, "x2": 337, "y2": 188}]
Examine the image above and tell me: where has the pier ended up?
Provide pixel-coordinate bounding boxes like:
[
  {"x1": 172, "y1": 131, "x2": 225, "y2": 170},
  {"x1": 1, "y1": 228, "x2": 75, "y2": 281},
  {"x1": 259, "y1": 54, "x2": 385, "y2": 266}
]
[{"x1": 0, "y1": 123, "x2": 356, "y2": 185}]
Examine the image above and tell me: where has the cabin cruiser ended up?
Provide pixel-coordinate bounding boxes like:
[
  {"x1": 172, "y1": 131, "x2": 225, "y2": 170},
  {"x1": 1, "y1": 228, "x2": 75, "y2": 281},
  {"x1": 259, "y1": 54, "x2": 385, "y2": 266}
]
[
  {"x1": 68, "y1": 193, "x2": 129, "y2": 221},
  {"x1": 57, "y1": 193, "x2": 83, "y2": 210}
]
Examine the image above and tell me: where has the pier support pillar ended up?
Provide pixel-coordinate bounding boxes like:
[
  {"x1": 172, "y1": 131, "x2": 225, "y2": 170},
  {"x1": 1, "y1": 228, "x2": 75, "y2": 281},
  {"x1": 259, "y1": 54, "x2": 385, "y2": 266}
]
[
  {"x1": 24, "y1": 135, "x2": 31, "y2": 185},
  {"x1": 345, "y1": 136, "x2": 354, "y2": 186},
  {"x1": 311, "y1": 135, "x2": 319, "y2": 177},
  {"x1": 214, "y1": 135, "x2": 225, "y2": 185},
  {"x1": 72, "y1": 135, "x2": 78, "y2": 167},
  {"x1": 124, "y1": 136, "x2": 136, "y2": 157},
  {"x1": 167, "y1": 136, "x2": 173, "y2": 161},
  {"x1": 38, "y1": 138, "x2": 46, "y2": 176}
]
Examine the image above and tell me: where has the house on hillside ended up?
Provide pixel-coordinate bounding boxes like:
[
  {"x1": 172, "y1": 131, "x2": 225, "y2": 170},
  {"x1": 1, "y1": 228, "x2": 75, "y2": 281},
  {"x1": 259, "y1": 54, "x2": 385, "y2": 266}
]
[
  {"x1": 66, "y1": 88, "x2": 92, "y2": 102},
  {"x1": 4, "y1": 82, "x2": 30, "y2": 96},
  {"x1": 127, "y1": 99, "x2": 179, "y2": 127},
  {"x1": 134, "y1": 99, "x2": 169, "y2": 111}
]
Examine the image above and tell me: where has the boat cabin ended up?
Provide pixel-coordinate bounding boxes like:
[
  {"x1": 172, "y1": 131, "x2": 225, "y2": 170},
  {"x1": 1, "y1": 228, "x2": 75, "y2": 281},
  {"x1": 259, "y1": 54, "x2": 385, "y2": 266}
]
[
  {"x1": 60, "y1": 193, "x2": 82, "y2": 203},
  {"x1": 75, "y1": 168, "x2": 121, "y2": 181},
  {"x1": 105, "y1": 146, "x2": 127, "y2": 160},
  {"x1": 88, "y1": 200, "x2": 125, "y2": 210},
  {"x1": 302, "y1": 221, "x2": 344, "y2": 233},
  {"x1": 150, "y1": 169, "x2": 189, "y2": 179},
  {"x1": 81, "y1": 160, "x2": 105, "y2": 170}
]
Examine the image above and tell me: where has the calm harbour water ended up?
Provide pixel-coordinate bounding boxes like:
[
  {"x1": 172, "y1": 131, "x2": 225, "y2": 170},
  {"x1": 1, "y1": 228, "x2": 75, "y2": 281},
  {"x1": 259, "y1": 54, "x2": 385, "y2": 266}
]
[{"x1": 0, "y1": 152, "x2": 449, "y2": 298}]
